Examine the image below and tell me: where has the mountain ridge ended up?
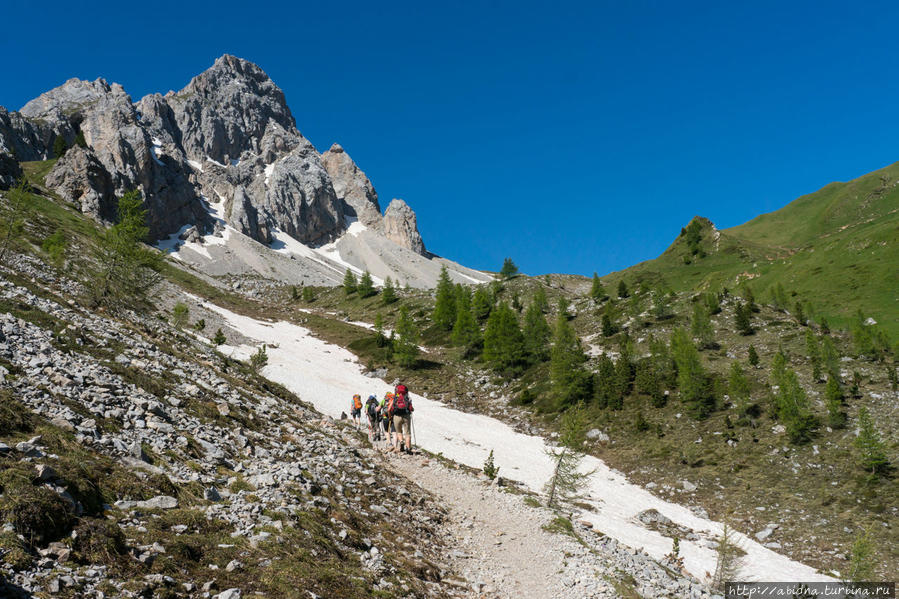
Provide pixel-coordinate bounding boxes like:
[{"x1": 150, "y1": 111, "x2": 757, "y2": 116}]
[{"x1": 1, "y1": 54, "x2": 487, "y2": 288}]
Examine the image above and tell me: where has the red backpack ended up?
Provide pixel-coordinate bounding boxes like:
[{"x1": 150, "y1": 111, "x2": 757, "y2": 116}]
[{"x1": 394, "y1": 384, "x2": 410, "y2": 412}]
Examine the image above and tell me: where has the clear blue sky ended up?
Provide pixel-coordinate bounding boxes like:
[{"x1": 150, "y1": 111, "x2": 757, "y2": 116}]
[{"x1": 4, "y1": 0, "x2": 899, "y2": 277}]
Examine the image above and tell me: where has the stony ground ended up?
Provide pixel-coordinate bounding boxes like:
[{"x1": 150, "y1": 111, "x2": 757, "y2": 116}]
[{"x1": 0, "y1": 251, "x2": 723, "y2": 598}]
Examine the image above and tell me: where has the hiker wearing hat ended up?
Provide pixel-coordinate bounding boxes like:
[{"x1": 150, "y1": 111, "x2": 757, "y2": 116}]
[
  {"x1": 379, "y1": 392, "x2": 394, "y2": 450},
  {"x1": 390, "y1": 383, "x2": 414, "y2": 454}
]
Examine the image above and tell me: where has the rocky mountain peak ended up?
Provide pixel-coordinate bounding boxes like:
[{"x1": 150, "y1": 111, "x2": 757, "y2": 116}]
[
  {"x1": 321, "y1": 143, "x2": 382, "y2": 229},
  {"x1": 165, "y1": 54, "x2": 297, "y2": 164},
  {"x1": 383, "y1": 198, "x2": 426, "y2": 255}
]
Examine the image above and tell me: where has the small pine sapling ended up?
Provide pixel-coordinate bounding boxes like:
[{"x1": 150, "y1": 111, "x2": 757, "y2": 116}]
[
  {"x1": 249, "y1": 344, "x2": 268, "y2": 372},
  {"x1": 854, "y1": 407, "x2": 889, "y2": 477},
  {"x1": 212, "y1": 328, "x2": 226, "y2": 345},
  {"x1": 747, "y1": 345, "x2": 760, "y2": 368},
  {"x1": 483, "y1": 449, "x2": 499, "y2": 480}
]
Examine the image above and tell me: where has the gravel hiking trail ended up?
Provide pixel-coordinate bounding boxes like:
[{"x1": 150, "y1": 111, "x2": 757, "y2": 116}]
[{"x1": 362, "y1": 441, "x2": 619, "y2": 599}]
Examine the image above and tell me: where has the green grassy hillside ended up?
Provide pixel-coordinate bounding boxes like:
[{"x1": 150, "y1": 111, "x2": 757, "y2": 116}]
[{"x1": 604, "y1": 162, "x2": 899, "y2": 338}]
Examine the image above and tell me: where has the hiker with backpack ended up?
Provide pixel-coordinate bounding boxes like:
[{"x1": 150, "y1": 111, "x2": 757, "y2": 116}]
[
  {"x1": 365, "y1": 395, "x2": 380, "y2": 441},
  {"x1": 379, "y1": 392, "x2": 394, "y2": 450},
  {"x1": 350, "y1": 394, "x2": 363, "y2": 430},
  {"x1": 390, "y1": 382, "x2": 414, "y2": 454}
]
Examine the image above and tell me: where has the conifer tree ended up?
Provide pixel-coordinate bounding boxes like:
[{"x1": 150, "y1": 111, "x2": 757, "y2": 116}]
[
  {"x1": 770, "y1": 363, "x2": 818, "y2": 444},
  {"x1": 747, "y1": 344, "x2": 760, "y2": 368},
  {"x1": 825, "y1": 376, "x2": 846, "y2": 429},
  {"x1": 511, "y1": 292, "x2": 523, "y2": 312},
  {"x1": 550, "y1": 311, "x2": 591, "y2": 407},
  {"x1": 212, "y1": 328, "x2": 226, "y2": 345},
  {"x1": 601, "y1": 313, "x2": 615, "y2": 337},
  {"x1": 544, "y1": 406, "x2": 593, "y2": 508},
  {"x1": 844, "y1": 528, "x2": 875, "y2": 584},
  {"x1": 394, "y1": 306, "x2": 419, "y2": 367},
  {"x1": 358, "y1": 270, "x2": 376, "y2": 298},
  {"x1": 53, "y1": 134, "x2": 68, "y2": 158},
  {"x1": 90, "y1": 191, "x2": 162, "y2": 306},
  {"x1": 557, "y1": 296, "x2": 571, "y2": 320},
  {"x1": 771, "y1": 282, "x2": 788, "y2": 311},
  {"x1": 432, "y1": 265, "x2": 456, "y2": 330},
  {"x1": 691, "y1": 302, "x2": 715, "y2": 349},
  {"x1": 793, "y1": 300, "x2": 807, "y2": 325},
  {"x1": 734, "y1": 301, "x2": 754, "y2": 335},
  {"x1": 617, "y1": 280, "x2": 629, "y2": 298},
  {"x1": 472, "y1": 286, "x2": 493, "y2": 321},
  {"x1": 522, "y1": 300, "x2": 551, "y2": 361},
  {"x1": 634, "y1": 359, "x2": 664, "y2": 407},
  {"x1": 532, "y1": 286, "x2": 549, "y2": 313},
  {"x1": 594, "y1": 354, "x2": 616, "y2": 409},
  {"x1": 451, "y1": 289, "x2": 479, "y2": 349},
  {"x1": 652, "y1": 291, "x2": 673, "y2": 320},
  {"x1": 805, "y1": 330, "x2": 822, "y2": 381},
  {"x1": 820, "y1": 335, "x2": 841, "y2": 381},
  {"x1": 302, "y1": 286, "x2": 315, "y2": 302},
  {"x1": 728, "y1": 361, "x2": 751, "y2": 405},
  {"x1": 703, "y1": 291, "x2": 722, "y2": 315},
  {"x1": 74, "y1": 130, "x2": 86, "y2": 148},
  {"x1": 381, "y1": 276, "x2": 397, "y2": 304},
  {"x1": 343, "y1": 268, "x2": 357, "y2": 296},
  {"x1": 670, "y1": 328, "x2": 714, "y2": 419},
  {"x1": 740, "y1": 282, "x2": 758, "y2": 312},
  {"x1": 712, "y1": 522, "x2": 744, "y2": 591},
  {"x1": 854, "y1": 407, "x2": 889, "y2": 476},
  {"x1": 374, "y1": 313, "x2": 389, "y2": 347},
  {"x1": 500, "y1": 257, "x2": 518, "y2": 279},
  {"x1": 590, "y1": 272, "x2": 606, "y2": 302},
  {"x1": 482, "y1": 302, "x2": 525, "y2": 374}
]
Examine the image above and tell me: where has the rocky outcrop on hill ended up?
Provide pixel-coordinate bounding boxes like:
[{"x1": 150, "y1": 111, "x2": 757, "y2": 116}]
[
  {"x1": 321, "y1": 143, "x2": 383, "y2": 228},
  {"x1": 43, "y1": 146, "x2": 115, "y2": 218},
  {"x1": 384, "y1": 198, "x2": 426, "y2": 255}
]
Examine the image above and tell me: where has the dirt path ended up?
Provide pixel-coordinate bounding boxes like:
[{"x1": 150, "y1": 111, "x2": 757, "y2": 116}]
[{"x1": 366, "y1": 444, "x2": 619, "y2": 599}]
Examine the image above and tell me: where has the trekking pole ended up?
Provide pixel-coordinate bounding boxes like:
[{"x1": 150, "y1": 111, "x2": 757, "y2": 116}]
[{"x1": 412, "y1": 417, "x2": 417, "y2": 450}]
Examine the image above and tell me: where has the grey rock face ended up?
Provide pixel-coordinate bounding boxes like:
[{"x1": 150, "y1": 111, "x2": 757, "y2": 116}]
[
  {"x1": 0, "y1": 152, "x2": 22, "y2": 189},
  {"x1": 383, "y1": 199, "x2": 426, "y2": 255},
  {"x1": 0, "y1": 106, "x2": 58, "y2": 161},
  {"x1": 227, "y1": 187, "x2": 271, "y2": 244},
  {"x1": 321, "y1": 143, "x2": 382, "y2": 228},
  {"x1": 44, "y1": 145, "x2": 116, "y2": 219},
  {"x1": 165, "y1": 54, "x2": 298, "y2": 164},
  {"x1": 258, "y1": 143, "x2": 344, "y2": 243}
]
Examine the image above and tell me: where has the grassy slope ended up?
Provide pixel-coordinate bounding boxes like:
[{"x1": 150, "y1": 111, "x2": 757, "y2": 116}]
[{"x1": 602, "y1": 161, "x2": 899, "y2": 338}]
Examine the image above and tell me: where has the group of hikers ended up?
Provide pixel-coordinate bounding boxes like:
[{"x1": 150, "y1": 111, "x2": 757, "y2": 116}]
[{"x1": 349, "y1": 383, "x2": 415, "y2": 454}]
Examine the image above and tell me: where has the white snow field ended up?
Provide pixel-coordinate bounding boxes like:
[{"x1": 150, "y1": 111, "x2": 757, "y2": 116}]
[{"x1": 203, "y1": 301, "x2": 834, "y2": 584}]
